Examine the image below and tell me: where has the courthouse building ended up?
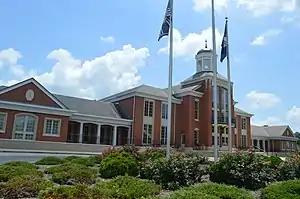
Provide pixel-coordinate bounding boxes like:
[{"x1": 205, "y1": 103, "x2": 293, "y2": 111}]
[{"x1": 0, "y1": 45, "x2": 264, "y2": 151}]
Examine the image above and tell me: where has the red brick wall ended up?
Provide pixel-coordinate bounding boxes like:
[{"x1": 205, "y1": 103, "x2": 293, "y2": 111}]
[
  {"x1": 132, "y1": 96, "x2": 143, "y2": 145},
  {"x1": 0, "y1": 108, "x2": 69, "y2": 142},
  {"x1": 236, "y1": 115, "x2": 242, "y2": 148},
  {"x1": 154, "y1": 100, "x2": 161, "y2": 146}
]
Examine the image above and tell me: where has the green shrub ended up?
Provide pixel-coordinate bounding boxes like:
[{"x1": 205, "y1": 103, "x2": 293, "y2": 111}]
[
  {"x1": 208, "y1": 151, "x2": 277, "y2": 190},
  {"x1": 165, "y1": 182, "x2": 254, "y2": 199},
  {"x1": 276, "y1": 155, "x2": 300, "y2": 181},
  {"x1": 45, "y1": 163, "x2": 97, "y2": 185},
  {"x1": 99, "y1": 151, "x2": 139, "y2": 179},
  {"x1": 139, "y1": 148, "x2": 166, "y2": 161},
  {"x1": 261, "y1": 180, "x2": 300, "y2": 199},
  {"x1": 1, "y1": 175, "x2": 54, "y2": 199},
  {"x1": 35, "y1": 156, "x2": 66, "y2": 165},
  {"x1": 63, "y1": 155, "x2": 82, "y2": 161},
  {"x1": 0, "y1": 162, "x2": 43, "y2": 182},
  {"x1": 39, "y1": 184, "x2": 92, "y2": 199},
  {"x1": 69, "y1": 157, "x2": 96, "y2": 167},
  {"x1": 120, "y1": 145, "x2": 141, "y2": 160},
  {"x1": 86, "y1": 155, "x2": 102, "y2": 165},
  {"x1": 140, "y1": 153, "x2": 206, "y2": 190},
  {"x1": 92, "y1": 176, "x2": 161, "y2": 199},
  {"x1": 266, "y1": 156, "x2": 283, "y2": 169},
  {"x1": 3, "y1": 161, "x2": 38, "y2": 169}
]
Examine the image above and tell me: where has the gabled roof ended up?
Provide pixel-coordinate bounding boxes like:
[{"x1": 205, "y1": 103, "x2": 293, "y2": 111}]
[
  {"x1": 235, "y1": 107, "x2": 253, "y2": 117},
  {"x1": 0, "y1": 78, "x2": 68, "y2": 109},
  {"x1": 54, "y1": 94, "x2": 123, "y2": 119},
  {"x1": 251, "y1": 125, "x2": 296, "y2": 139},
  {"x1": 101, "y1": 84, "x2": 181, "y2": 103}
]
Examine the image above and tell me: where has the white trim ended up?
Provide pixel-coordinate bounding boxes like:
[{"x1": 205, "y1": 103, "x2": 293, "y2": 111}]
[
  {"x1": 194, "y1": 98, "x2": 200, "y2": 121},
  {"x1": 0, "y1": 100, "x2": 75, "y2": 116},
  {"x1": 0, "y1": 112, "x2": 7, "y2": 133},
  {"x1": 43, "y1": 117, "x2": 62, "y2": 137},
  {"x1": 101, "y1": 91, "x2": 181, "y2": 104},
  {"x1": 175, "y1": 90, "x2": 203, "y2": 98},
  {"x1": 235, "y1": 110, "x2": 253, "y2": 117},
  {"x1": 71, "y1": 113, "x2": 132, "y2": 126},
  {"x1": 143, "y1": 98, "x2": 155, "y2": 118},
  {"x1": 161, "y1": 102, "x2": 168, "y2": 120},
  {"x1": 160, "y1": 125, "x2": 167, "y2": 145},
  {"x1": 142, "y1": 123, "x2": 153, "y2": 145},
  {"x1": 0, "y1": 78, "x2": 68, "y2": 109},
  {"x1": 12, "y1": 113, "x2": 39, "y2": 141}
]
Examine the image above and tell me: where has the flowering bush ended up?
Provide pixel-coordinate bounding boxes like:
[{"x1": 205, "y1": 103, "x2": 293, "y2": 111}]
[
  {"x1": 276, "y1": 154, "x2": 300, "y2": 181},
  {"x1": 140, "y1": 153, "x2": 207, "y2": 190},
  {"x1": 208, "y1": 151, "x2": 277, "y2": 190}
]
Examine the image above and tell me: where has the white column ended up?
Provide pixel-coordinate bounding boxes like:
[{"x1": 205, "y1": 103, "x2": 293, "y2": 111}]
[
  {"x1": 97, "y1": 124, "x2": 101, "y2": 144},
  {"x1": 112, "y1": 126, "x2": 117, "y2": 146},
  {"x1": 263, "y1": 139, "x2": 266, "y2": 152},
  {"x1": 127, "y1": 126, "x2": 131, "y2": 145},
  {"x1": 79, "y1": 122, "x2": 84, "y2": 143}
]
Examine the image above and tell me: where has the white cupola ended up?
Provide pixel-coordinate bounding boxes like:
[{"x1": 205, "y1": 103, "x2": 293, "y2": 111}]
[{"x1": 195, "y1": 40, "x2": 213, "y2": 73}]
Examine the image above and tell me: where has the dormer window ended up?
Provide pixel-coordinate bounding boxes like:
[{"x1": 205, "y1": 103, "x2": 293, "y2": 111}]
[{"x1": 203, "y1": 56, "x2": 211, "y2": 70}]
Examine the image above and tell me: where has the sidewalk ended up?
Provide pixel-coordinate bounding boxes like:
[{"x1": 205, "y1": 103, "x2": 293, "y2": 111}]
[{"x1": 0, "y1": 148, "x2": 101, "y2": 155}]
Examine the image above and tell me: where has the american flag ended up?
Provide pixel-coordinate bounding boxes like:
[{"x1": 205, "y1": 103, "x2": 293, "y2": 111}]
[
  {"x1": 220, "y1": 19, "x2": 228, "y2": 63},
  {"x1": 158, "y1": 0, "x2": 172, "y2": 41}
]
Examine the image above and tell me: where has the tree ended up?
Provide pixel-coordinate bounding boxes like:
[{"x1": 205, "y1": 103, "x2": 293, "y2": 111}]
[{"x1": 294, "y1": 132, "x2": 300, "y2": 146}]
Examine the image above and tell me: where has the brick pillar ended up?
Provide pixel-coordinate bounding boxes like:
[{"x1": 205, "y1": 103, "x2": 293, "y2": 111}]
[
  {"x1": 246, "y1": 117, "x2": 251, "y2": 148},
  {"x1": 237, "y1": 115, "x2": 242, "y2": 149},
  {"x1": 154, "y1": 100, "x2": 161, "y2": 146}
]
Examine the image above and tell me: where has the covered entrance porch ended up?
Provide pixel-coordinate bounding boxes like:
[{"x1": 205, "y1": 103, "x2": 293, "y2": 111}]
[{"x1": 67, "y1": 121, "x2": 131, "y2": 146}]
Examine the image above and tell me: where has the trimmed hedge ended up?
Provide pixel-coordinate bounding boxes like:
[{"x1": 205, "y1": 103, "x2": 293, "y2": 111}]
[
  {"x1": 99, "y1": 151, "x2": 139, "y2": 179},
  {"x1": 0, "y1": 161, "x2": 42, "y2": 182},
  {"x1": 0, "y1": 175, "x2": 54, "y2": 198},
  {"x1": 39, "y1": 184, "x2": 91, "y2": 199},
  {"x1": 164, "y1": 183, "x2": 254, "y2": 199},
  {"x1": 261, "y1": 180, "x2": 300, "y2": 199},
  {"x1": 92, "y1": 176, "x2": 162, "y2": 199},
  {"x1": 35, "y1": 156, "x2": 66, "y2": 165}
]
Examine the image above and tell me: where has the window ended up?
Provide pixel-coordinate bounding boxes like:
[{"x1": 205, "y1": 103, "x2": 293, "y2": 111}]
[
  {"x1": 13, "y1": 114, "x2": 37, "y2": 140},
  {"x1": 222, "y1": 88, "x2": 228, "y2": 110},
  {"x1": 44, "y1": 118, "x2": 61, "y2": 136},
  {"x1": 242, "y1": 135, "x2": 247, "y2": 148},
  {"x1": 197, "y1": 59, "x2": 202, "y2": 71},
  {"x1": 143, "y1": 124, "x2": 153, "y2": 145},
  {"x1": 194, "y1": 129, "x2": 199, "y2": 145},
  {"x1": 160, "y1": 126, "x2": 167, "y2": 145},
  {"x1": 181, "y1": 134, "x2": 186, "y2": 145},
  {"x1": 144, "y1": 100, "x2": 154, "y2": 117},
  {"x1": 194, "y1": 99, "x2": 199, "y2": 120},
  {"x1": 161, "y1": 103, "x2": 168, "y2": 119},
  {"x1": 242, "y1": 118, "x2": 247, "y2": 129},
  {"x1": 0, "y1": 112, "x2": 7, "y2": 132},
  {"x1": 203, "y1": 56, "x2": 211, "y2": 70},
  {"x1": 212, "y1": 86, "x2": 219, "y2": 108}
]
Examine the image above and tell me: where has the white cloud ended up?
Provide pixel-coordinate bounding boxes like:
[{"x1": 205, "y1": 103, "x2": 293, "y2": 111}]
[
  {"x1": 1, "y1": 45, "x2": 150, "y2": 99},
  {"x1": 100, "y1": 36, "x2": 115, "y2": 43},
  {"x1": 286, "y1": 106, "x2": 300, "y2": 131},
  {"x1": 236, "y1": 0, "x2": 298, "y2": 17},
  {"x1": 158, "y1": 27, "x2": 222, "y2": 57},
  {"x1": 281, "y1": 15, "x2": 300, "y2": 26},
  {"x1": 0, "y1": 48, "x2": 22, "y2": 65},
  {"x1": 192, "y1": 0, "x2": 227, "y2": 11},
  {"x1": 251, "y1": 29, "x2": 282, "y2": 46},
  {"x1": 251, "y1": 116, "x2": 282, "y2": 126},
  {"x1": 246, "y1": 91, "x2": 281, "y2": 109}
]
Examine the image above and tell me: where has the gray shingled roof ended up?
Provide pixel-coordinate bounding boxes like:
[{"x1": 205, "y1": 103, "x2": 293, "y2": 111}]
[
  {"x1": 0, "y1": 86, "x2": 6, "y2": 91},
  {"x1": 182, "y1": 72, "x2": 229, "y2": 83},
  {"x1": 54, "y1": 94, "x2": 122, "y2": 119},
  {"x1": 251, "y1": 125, "x2": 293, "y2": 138}
]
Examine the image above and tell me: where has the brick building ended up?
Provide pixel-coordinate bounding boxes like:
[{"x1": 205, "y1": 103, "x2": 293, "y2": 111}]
[{"x1": 0, "y1": 46, "x2": 255, "y2": 151}]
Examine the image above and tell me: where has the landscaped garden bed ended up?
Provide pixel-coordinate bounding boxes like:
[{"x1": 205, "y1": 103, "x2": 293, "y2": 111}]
[{"x1": 1, "y1": 145, "x2": 300, "y2": 198}]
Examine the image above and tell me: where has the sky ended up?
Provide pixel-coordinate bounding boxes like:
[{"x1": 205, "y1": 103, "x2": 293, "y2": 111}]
[{"x1": 0, "y1": 0, "x2": 300, "y2": 131}]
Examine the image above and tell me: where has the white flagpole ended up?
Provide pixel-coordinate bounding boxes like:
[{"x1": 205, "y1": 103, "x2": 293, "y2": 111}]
[
  {"x1": 166, "y1": 0, "x2": 174, "y2": 159},
  {"x1": 211, "y1": 0, "x2": 219, "y2": 162},
  {"x1": 226, "y1": 17, "x2": 233, "y2": 152}
]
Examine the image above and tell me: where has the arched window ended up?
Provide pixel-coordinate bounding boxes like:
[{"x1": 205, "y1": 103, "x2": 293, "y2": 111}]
[{"x1": 13, "y1": 114, "x2": 38, "y2": 140}]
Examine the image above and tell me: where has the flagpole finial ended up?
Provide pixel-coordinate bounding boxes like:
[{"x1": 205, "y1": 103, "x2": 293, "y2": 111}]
[
  {"x1": 205, "y1": 39, "x2": 208, "y2": 48},
  {"x1": 225, "y1": 16, "x2": 228, "y2": 21}
]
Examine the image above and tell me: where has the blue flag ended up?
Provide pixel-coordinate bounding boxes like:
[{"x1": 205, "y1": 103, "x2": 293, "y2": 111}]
[
  {"x1": 220, "y1": 20, "x2": 228, "y2": 63},
  {"x1": 158, "y1": 0, "x2": 172, "y2": 41}
]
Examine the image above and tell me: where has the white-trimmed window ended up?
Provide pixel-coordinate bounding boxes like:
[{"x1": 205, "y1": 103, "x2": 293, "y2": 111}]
[
  {"x1": 194, "y1": 129, "x2": 199, "y2": 145},
  {"x1": 160, "y1": 126, "x2": 167, "y2": 145},
  {"x1": 161, "y1": 103, "x2": 168, "y2": 119},
  {"x1": 144, "y1": 100, "x2": 154, "y2": 117},
  {"x1": 13, "y1": 114, "x2": 37, "y2": 140},
  {"x1": 142, "y1": 124, "x2": 153, "y2": 145},
  {"x1": 242, "y1": 135, "x2": 247, "y2": 148},
  {"x1": 194, "y1": 99, "x2": 199, "y2": 120},
  {"x1": 44, "y1": 118, "x2": 61, "y2": 136},
  {"x1": 0, "y1": 112, "x2": 7, "y2": 133},
  {"x1": 242, "y1": 118, "x2": 247, "y2": 130}
]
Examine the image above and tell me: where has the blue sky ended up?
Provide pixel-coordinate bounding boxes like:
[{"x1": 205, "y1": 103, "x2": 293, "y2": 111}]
[{"x1": 0, "y1": 0, "x2": 299, "y2": 130}]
